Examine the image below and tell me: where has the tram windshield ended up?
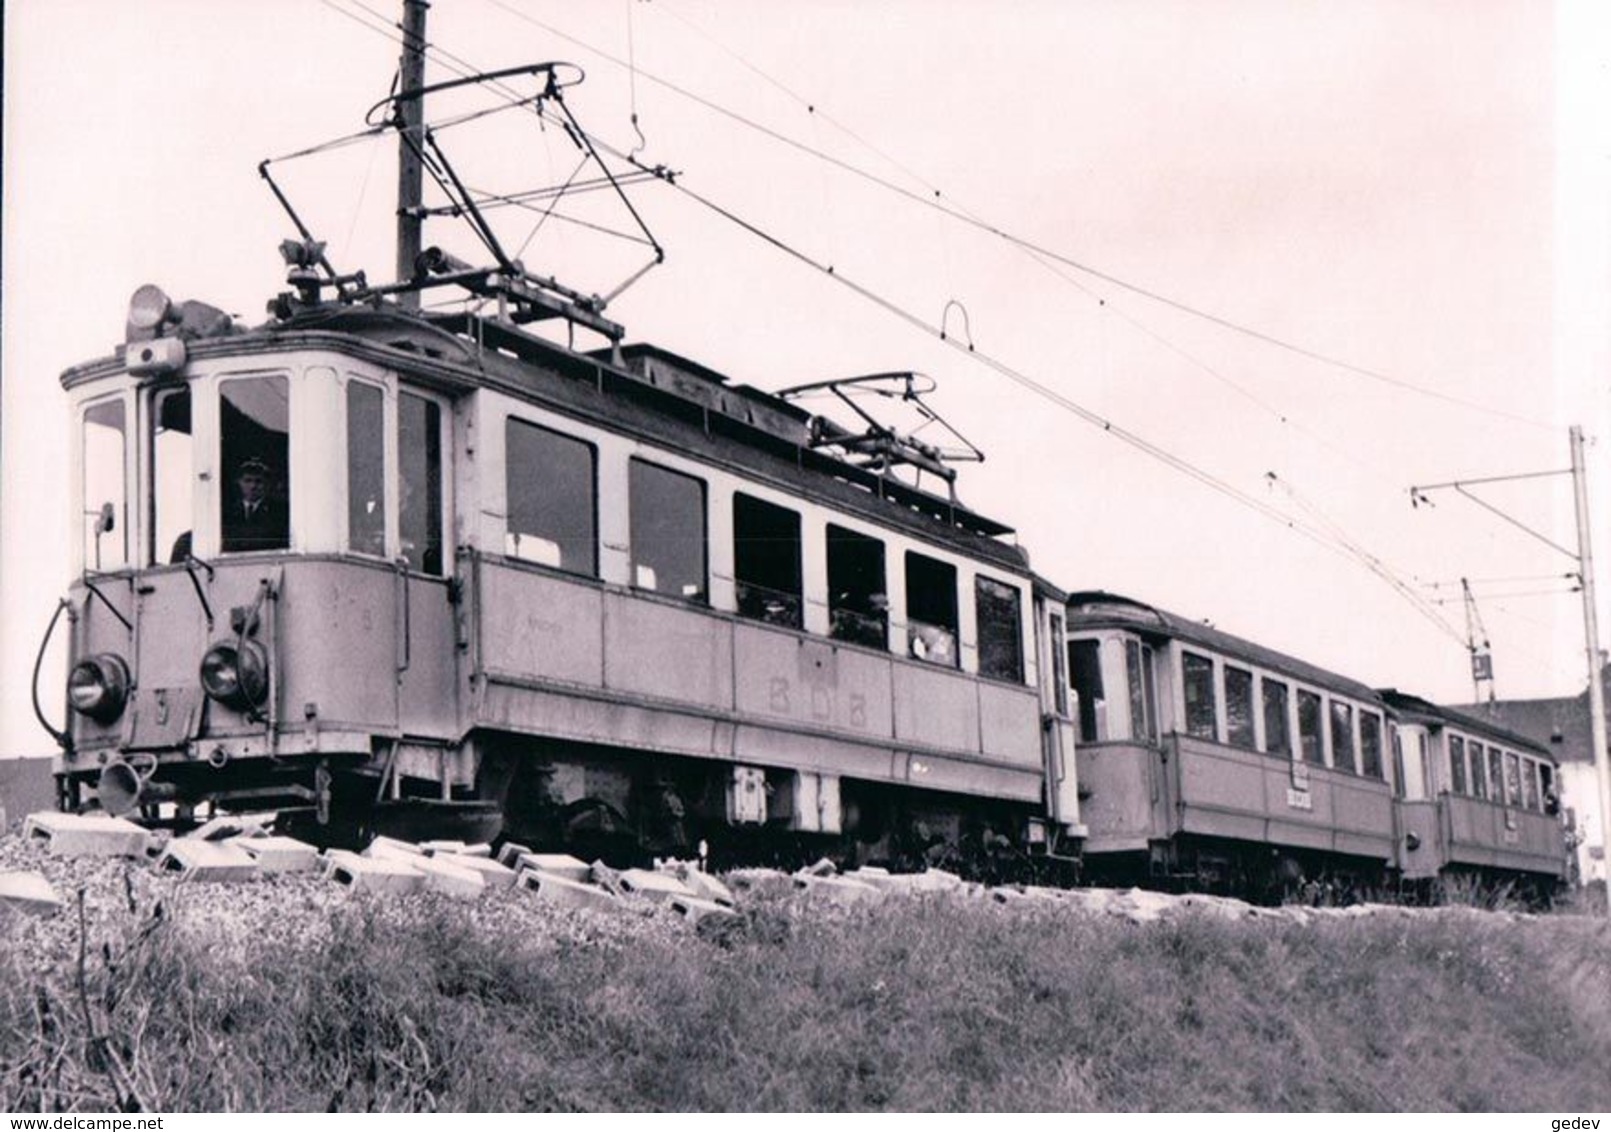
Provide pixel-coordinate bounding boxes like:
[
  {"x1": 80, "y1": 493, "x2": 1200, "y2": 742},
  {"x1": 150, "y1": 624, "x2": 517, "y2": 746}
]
[{"x1": 220, "y1": 375, "x2": 290, "y2": 553}]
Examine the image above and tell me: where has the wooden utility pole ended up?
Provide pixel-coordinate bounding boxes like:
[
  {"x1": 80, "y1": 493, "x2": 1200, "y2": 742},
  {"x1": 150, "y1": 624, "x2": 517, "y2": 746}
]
[
  {"x1": 1569, "y1": 425, "x2": 1610, "y2": 914},
  {"x1": 396, "y1": 0, "x2": 429, "y2": 310}
]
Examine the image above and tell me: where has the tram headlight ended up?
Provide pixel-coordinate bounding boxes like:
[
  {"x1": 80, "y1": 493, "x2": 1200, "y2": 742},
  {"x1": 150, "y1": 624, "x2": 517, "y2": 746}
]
[
  {"x1": 199, "y1": 639, "x2": 270, "y2": 711},
  {"x1": 67, "y1": 653, "x2": 132, "y2": 724}
]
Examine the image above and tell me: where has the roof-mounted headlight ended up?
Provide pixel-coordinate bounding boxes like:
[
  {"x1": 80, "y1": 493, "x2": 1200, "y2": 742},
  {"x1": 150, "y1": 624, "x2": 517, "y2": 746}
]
[
  {"x1": 199, "y1": 639, "x2": 270, "y2": 712},
  {"x1": 67, "y1": 653, "x2": 132, "y2": 724}
]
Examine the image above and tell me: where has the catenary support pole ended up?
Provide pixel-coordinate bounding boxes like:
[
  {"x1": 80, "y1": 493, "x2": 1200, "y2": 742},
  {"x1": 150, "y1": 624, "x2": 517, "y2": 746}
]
[
  {"x1": 396, "y1": 0, "x2": 429, "y2": 310},
  {"x1": 1569, "y1": 425, "x2": 1610, "y2": 914}
]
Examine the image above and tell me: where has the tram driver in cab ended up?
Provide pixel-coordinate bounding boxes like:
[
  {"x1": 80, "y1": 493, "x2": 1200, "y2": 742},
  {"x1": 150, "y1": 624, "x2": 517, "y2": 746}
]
[{"x1": 221, "y1": 455, "x2": 288, "y2": 552}]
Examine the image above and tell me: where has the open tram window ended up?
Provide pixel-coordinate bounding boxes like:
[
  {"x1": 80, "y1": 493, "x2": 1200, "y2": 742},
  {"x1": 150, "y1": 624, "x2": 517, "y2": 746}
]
[
  {"x1": 1468, "y1": 740, "x2": 1487, "y2": 799},
  {"x1": 1297, "y1": 690, "x2": 1324, "y2": 765},
  {"x1": 826, "y1": 524, "x2": 886, "y2": 647},
  {"x1": 1329, "y1": 701, "x2": 1356, "y2": 774},
  {"x1": 630, "y1": 459, "x2": 706, "y2": 602},
  {"x1": 346, "y1": 382, "x2": 386, "y2": 558},
  {"x1": 1070, "y1": 638, "x2": 1104, "y2": 742},
  {"x1": 733, "y1": 493, "x2": 802, "y2": 628},
  {"x1": 1448, "y1": 735, "x2": 1468, "y2": 795},
  {"x1": 506, "y1": 418, "x2": 596, "y2": 576},
  {"x1": 975, "y1": 576, "x2": 1024, "y2": 683},
  {"x1": 904, "y1": 552, "x2": 958, "y2": 667},
  {"x1": 1504, "y1": 751, "x2": 1522, "y2": 806},
  {"x1": 82, "y1": 399, "x2": 129, "y2": 572},
  {"x1": 1125, "y1": 640, "x2": 1159, "y2": 741},
  {"x1": 399, "y1": 392, "x2": 444, "y2": 575},
  {"x1": 1359, "y1": 711, "x2": 1384, "y2": 780},
  {"x1": 219, "y1": 376, "x2": 290, "y2": 553},
  {"x1": 1262, "y1": 678, "x2": 1291, "y2": 757},
  {"x1": 151, "y1": 387, "x2": 193, "y2": 564},
  {"x1": 1182, "y1": 652, "x2": 1217, "y2": 740},
  {"x1": 1224, "y1": 665, "x2": 1255, "y2": 750}
]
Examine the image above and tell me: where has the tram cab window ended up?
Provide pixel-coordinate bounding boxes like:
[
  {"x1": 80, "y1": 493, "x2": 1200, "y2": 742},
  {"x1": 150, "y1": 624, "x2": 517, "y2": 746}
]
[
  {"x1": 733, "y1": 493, "x2": 802, "y2": 628},
  {"x1": 1448, "y1": 736, "x2": 1468, "y2": 794},
  {"x1": 1329, "y1": 701, "x2": 1356, "y2": 774},
  {"x1": 1504, "y1": 751, "x2": 1521, "y2": 806},
  {"x1": 346, "y1": 382, "x2": 386, "y2": 557},
  {"x1": 506, "y1": 419, "x2": 596, "y2": 576},
  {"x1": 1359, "y1": 711, "x2": 1384, "y2": 780},
  {"x1": 826, "y1": 525, "x2": 886, "y2": 647},
  {"x1": 151, "y1": 387, "x2": 193, "y2": 564},
  {"x1": 630, "y1": 459, "x2": 706, "y2": 602},
  {"x1": 1297, "y1": 690, "x2": 1324, "y2": 765},
  {"x1": 82, "y1": 400, "x2": 129, "y2": 571},
  {"x1": 1070, "y1": 639, "x2": 1105, "y2": 742},
  {"x1": 219, "y1": 376, "x2": 290, "y2": 553},
  {"x1": 1262, "y1": 679, "x2": 1291, "y2": 757},
  {"x1": 975, "y1": 576, "x2": 1024, "y2": 682},
  {"x1": 1125, "y1": 640, "x2": 1158, "y2": 740},
  {"x1": 905, "y1": 552, "x2": 959, "y2": 667},
  {"x1": 1224, "y1": 666, "x2": 1255, "y2": 750},
  {"x1": 1182, "y1": 652, "x2": 1217, "y2": 740},
  {"x1": 399, "y1": 392, "x2": 444, "y2": 575},
  {"x1": 1468, "y1": 740, "x2": 1487, "y2": 799}
]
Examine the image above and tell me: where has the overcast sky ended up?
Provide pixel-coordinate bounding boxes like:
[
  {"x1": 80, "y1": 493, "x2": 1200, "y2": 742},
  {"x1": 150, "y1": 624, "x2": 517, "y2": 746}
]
[{"x1": 3, "y1": 0, "x2": 1608, "y2": 756}]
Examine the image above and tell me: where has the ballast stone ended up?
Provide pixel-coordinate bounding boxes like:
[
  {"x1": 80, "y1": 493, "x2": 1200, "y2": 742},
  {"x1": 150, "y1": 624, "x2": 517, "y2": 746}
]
[
  {"x1": 23, "y1": 812, "x2": 150, "y2": 858},
  {"x1": 154, "y1": 839, "x2": 260, "y2": 883},
  {"x1": 0, "y1": 871, "x2": 64, "y2": 917}
]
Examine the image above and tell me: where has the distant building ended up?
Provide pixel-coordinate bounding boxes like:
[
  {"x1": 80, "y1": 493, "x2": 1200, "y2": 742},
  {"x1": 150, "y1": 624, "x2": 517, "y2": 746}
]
[{"x1": 1448, "y1": 664, "x2": 1609, "y2": 885}]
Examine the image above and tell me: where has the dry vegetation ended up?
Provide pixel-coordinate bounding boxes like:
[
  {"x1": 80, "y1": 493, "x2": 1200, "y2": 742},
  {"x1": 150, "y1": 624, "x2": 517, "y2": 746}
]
[{"x1": 3, "y1": 847, "x2": 1608, "y2": 1113}]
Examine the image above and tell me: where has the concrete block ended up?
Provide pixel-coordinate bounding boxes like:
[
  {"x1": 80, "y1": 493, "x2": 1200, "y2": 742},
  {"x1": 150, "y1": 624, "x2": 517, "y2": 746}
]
[
  {"x1": 23, "y1": 812, "x2": 150, "y2": 858},
  {"x1": 670, "y1": 895, "x2": 739, "y2": 925},
  {"x1": 410, "y1": 854, "x2": 485, "y2": 899},
  {"x1": 154, "y1": 840, "x2": 260, "y2": 883},
  {"x1": 618, "y1": 868, "x2": 697, "y2": 903},
  {"x1": 323, "y1": 849, "x2": 424, "y2": 894},
  {"x1": 228, "y1": 835, "x2": 320, "y2": 874},
  {"x1": 364, "y1": 835, "x2": 425, "y2": 861},
  {"x1": 422, "y1": 840, "x2": 493, "y2": 858},
  {"x1": 516, "y1": 869, "x2": 619, "y2": 912},
  {"x1": 515, "y1": 852, "x2": 592, "y2": 883},
  {"x1": 495, "y1": 841, "x2": 534, "y2": 868},
  {"x1": 794, "y1": 875, "x2": 882, "y2": 903},
  {"x1": 725, "y1": 867, "x2": 793, "y2": 897},
  {"x1": 0, "y1": 871, "x2": 64, "y2": 917},
  {"x1": 434, "y1": 853, "x2": 518, "y2": 890},
  {"x1": 673, "y1": 868, "x2": 737, "y2": 907},
  {"x1": 188, "y1": 814, "x2": 270, "y2": 842}
]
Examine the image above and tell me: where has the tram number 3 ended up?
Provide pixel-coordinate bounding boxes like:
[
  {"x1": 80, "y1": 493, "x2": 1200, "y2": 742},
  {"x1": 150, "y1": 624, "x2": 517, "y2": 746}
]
[{"x1": 766, "y1": 677, "x2": 869, "y2": 729}]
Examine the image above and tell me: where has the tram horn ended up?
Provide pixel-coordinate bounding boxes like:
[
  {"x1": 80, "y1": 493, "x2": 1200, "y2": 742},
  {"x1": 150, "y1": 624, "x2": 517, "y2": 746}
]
[{"x1": 96, "y1": 756, "x2": 177, "y2": 818}]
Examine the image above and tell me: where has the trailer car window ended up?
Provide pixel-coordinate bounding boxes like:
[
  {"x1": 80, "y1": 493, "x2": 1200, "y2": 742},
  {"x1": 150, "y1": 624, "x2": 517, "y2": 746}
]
[
  {"x1": 827, "y1": 525, "x2": 886, "y2": 647},
  {"x1": 219, "y1": 375, "x2": 290, "y2": 553},
  {"x1": 1468, "y1": 740, "x2": 1487, "y2": 799},
  {"x1": 1070, "y1": 639, "x2": 1104, "y2": 742},
  {"x1": 505, "y1": 418, "x2": 596, "y2": 576},
  {"x1": 399, "y1": 393, "x2": 444, "y2": 575},
  {"x1": 1050, "y1": 613, "x2": 1070, "y2": 717},
  {"x1": 1262, "y1": 679, "x2": 1291, "y2": 756},
  {"x1": 1330, "y1": 701, "x2": 1355, "y2": 774},
  {"x1": 82, "y1": 400, "x2": 128, "y2": 571},
  {"x1": 1224, "y1": 666, "x2": 1255, "y2": 749},
  {"x1": 1523, "y1": 758, "x2": 1540, "y2": 810},
  {"x1": 346, "y1": 381, "x2": 386, "y2": 557},
  {"x1": 733, "y1": 493, "x2": 802, "y2": 628},
  {"x1": 975, "y1": 576, "x2": 1024, "y2": 682},
  {"x1": 1487, "y1": 747, "x2": 1504, "y2": 805},
  {"x1": 1182, "y1": 652, "x2": 1216, "y2": 740},
  {"x1": 1297, "y1": 690, "x2": 1324, "y2": 765},
  {"x1": 1125, "y1": 641, "x2": 1147, "y2": 740},
  {"x1": 1504, "y1": 751, "x2": 1521, "y2": 806},
  {"x1": 629, "y1": 460, "x2": 706, "y2": 602},
  {"x1": 1448, "y1": 736, "x2": 1467, "y2": 795},
  {"x1": 1359, "y1": 711, "x2": 1383, "y2": 780},
  {"x1": 904, "y1": 552, "x2": 959, "y2": 667},
  {"x1": 151, "y1": 387, "x2": 193, "y2": 564}
]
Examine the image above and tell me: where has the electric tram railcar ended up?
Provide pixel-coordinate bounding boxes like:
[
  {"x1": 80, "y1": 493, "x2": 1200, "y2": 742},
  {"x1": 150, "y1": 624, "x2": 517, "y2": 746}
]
[{"x1": 51, "y1": 276, "x2": 1085, "y2": 865}]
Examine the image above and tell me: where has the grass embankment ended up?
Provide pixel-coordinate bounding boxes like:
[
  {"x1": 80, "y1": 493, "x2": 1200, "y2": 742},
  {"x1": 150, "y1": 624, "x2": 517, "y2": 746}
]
[{"x1": 3, "y1": 886, "x2": 1609, "y2": 1112}]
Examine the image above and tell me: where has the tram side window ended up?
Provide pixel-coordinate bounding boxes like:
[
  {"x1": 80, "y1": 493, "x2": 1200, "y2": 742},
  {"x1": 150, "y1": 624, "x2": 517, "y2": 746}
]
[
  {"x1": 82, "y1": 400, "x2": 129, "y2": 571},
  {"x1": 1504, "y1": 751, "x2": 1522, "y2": 806},
  {"x1": 1070, "y1": 639, "x2": 1104, "y2": 742},
  {"x1": 1448, "y1": 736, "x2": 1468, "y2": 795},
  {"x1": 827, "y1": 525, "x2": 887, "y2": 647},
  {"x1": 506, "y1": 418, "x2": 596, "y2": 576},
  {"x1": 346, "y1": 382, "x2": 386, "y2": 557},
  {"x1": 220, "y1": 376, "x2": 290, "y2": 554},
  {"x1": 1125, "y1": 641, "x2": 1159, "y2": 741},
  {"x1": 905, "y1": 552, "x2": 959, "y2": 667},
  {"x1": 629, "y1": 460, "x2": 706, "y2": 601},
  {"x1": 1224, "y1": 666, "x2": 1255, "y2": 749},
  {"x1": 733, "y1": 493, "x2": 802, "y2": 628},
  {"x1": 975, "y1": 576, "x2": 1024, "y2": 683},
  {"x1": 1487, "y1": 747, "x2": 1505, "y2": 805},
  {"x1": 1359, "y1": 711, "x2": 1383, "y2": 780},
  {"x1": 1330, "y1": 701, "x2": 1356, "y2": 774},
  {"x1": 1182, "y1": 652, "x2": 1217, "y2": 740},
  {"x1": 1262, "y1": 679, "x2": 1291, "y2": 757},
  {"x1": 1468, "y1": 741, "x2": 1487, "y2": 799},
  {"x1": 1297, "y1": 689, "x2": 1324, "y2": 765},
  {"x1": 1050, "y1": 613, "x2": 1069, "y2": 717},
  {"x1": 1540, "y1": 764, "x2": 1558, "y2": 813},
  {"x1": 151, "y1": 387, "x2": 193, "y2": 564},
  {"x1": 399, "y1": 392, "x2": 444, "y2": 575},
  {"x1": 1522, "y1": 758, "x2": 1540, "y2": 811}
]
